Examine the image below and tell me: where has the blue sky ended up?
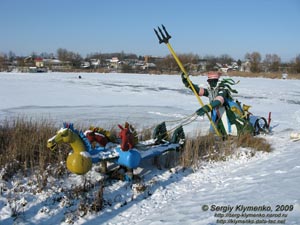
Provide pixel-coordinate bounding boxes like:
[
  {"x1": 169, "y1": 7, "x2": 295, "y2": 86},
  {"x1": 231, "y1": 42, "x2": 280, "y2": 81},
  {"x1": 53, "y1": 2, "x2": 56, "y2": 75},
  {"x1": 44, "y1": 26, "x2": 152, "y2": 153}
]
[{"x1": 1, "y1": 0, "x2": 299, "y2": 61}]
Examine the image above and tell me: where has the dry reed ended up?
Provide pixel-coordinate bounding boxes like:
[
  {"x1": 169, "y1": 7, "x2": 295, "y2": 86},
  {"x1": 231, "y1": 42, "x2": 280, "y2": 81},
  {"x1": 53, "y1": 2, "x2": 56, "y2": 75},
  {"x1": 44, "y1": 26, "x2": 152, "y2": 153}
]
[{"x1": 0, "y1": 117, "x2": 271, "y2": 179}]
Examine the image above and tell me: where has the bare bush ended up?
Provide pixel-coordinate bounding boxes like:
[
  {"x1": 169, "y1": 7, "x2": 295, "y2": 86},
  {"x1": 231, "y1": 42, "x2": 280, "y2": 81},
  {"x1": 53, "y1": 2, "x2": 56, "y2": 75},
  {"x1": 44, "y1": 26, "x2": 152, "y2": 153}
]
[
  {"x1": 180, "y1": 133, "x2": 271, "y2": 168},
  {"x1": 235, "y1": 133, "x2": 272, "y2": 153},
  {"x1": 0, "y1": 117, "x2": 69, "y2": 179}
]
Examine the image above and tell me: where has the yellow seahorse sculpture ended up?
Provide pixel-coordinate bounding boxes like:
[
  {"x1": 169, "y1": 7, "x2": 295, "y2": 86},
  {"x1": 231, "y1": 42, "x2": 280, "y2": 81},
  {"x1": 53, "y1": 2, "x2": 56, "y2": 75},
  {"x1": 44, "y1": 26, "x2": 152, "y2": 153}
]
[{"x1": 47, "y1": 127, "x2": 92, "y2": 175}]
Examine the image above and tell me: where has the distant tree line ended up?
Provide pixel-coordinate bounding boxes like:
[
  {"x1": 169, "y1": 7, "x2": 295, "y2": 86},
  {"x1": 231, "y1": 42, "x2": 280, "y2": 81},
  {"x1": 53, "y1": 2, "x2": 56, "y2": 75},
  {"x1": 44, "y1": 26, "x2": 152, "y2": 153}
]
[{"x1": 0, "y1": 48, "x2": 300, "y2": 74}]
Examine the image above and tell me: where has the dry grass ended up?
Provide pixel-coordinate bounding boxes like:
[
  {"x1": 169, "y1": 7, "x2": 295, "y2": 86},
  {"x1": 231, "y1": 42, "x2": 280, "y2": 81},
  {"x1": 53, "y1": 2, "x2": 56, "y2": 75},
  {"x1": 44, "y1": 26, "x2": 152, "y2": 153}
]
[
  {"x1": 137, "y1": 126, "x2": 153, "y2": 141},
  {"x1": 180, "y1": 132, "x2": 272, "y2": 168},
  {"x1": 235, "y1": 133, "x2": 272, "y2": 153},
  {"x1": 0, "y1": 117, "x2": 69, "y2": 180},
  {"x1": 180, "y1": 133, "x2": 231, "y2": 168},
  {"x1": 0, "y1": 118, "x2": 272, "y2": 180}
]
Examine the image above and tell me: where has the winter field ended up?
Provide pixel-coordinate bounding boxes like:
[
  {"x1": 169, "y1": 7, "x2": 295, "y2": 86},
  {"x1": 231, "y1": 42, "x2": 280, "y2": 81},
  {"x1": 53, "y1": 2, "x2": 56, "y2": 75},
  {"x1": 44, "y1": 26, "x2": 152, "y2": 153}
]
[{"x1": 0, "y1": 72, "x2": 300, "y2": 225}]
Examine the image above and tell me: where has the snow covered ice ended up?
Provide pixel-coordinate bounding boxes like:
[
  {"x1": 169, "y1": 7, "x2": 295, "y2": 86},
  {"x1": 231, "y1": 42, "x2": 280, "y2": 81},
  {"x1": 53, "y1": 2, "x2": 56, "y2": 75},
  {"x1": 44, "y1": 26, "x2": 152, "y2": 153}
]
[{"x1": 0, "y1": 72, "x2": 300, "y2": 225}]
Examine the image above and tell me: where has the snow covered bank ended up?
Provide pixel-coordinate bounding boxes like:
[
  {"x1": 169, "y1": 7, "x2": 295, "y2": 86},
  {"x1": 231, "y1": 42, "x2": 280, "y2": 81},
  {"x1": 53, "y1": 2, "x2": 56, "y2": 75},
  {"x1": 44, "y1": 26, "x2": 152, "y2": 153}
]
[{"x1": 0, "y1": 72, "x2": 299, "y2": 225}]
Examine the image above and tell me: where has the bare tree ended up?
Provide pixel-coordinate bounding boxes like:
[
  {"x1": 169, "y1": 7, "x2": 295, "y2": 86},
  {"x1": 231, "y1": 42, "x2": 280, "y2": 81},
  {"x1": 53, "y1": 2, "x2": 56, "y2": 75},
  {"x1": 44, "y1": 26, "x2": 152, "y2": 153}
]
[
  {"x1": 204, "y1": 55, "x2": 218, "y2": 71},
  {"x1": 155, "y1": 53, "x2": 200, "y2": 73},
  {"x1": 8, "y1": 51, "x2": 16, "y2": 61},
  {"x1": 263, "y1": 54, "x2": 281, "y2": 72},
  {"x1": 294, "y1": 54, "x2": 300, "y2": 73},
  {"x1": 57, "y1": 48, "x2": 70, "y2": 61},
  {"x1": 56, "y1": 48, "x2": 83, "y2": 68},
  {"x1": 0, "y1": 54, "x2": 7, "y2": 71},
  {"x1": 245, "y1": 52, "x2": 262, "y2": 73},
  {"x1": 218, "y1": 54, "x2": 234, "y2": 65}
]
